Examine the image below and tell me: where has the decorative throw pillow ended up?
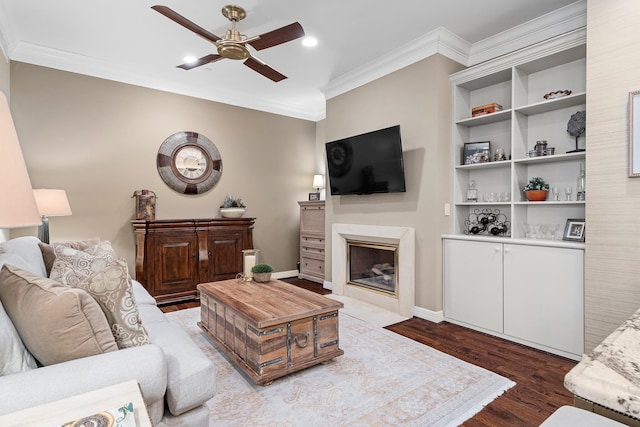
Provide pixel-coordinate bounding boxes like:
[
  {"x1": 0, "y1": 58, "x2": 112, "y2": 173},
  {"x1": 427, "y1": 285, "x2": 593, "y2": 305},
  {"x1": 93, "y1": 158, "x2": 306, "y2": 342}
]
[
  {"x1": 0, "y1": 264, "x2": 117, "y2": 366},
  {"x1": 50, "y1": 245, "x2": 150, "y2": 349},
  {"x1": 40, "y1": 238, "x2": 101, "y2": 277},
  {"x1": 0, "y1": 254, "x2": 38, "y2": 374}
]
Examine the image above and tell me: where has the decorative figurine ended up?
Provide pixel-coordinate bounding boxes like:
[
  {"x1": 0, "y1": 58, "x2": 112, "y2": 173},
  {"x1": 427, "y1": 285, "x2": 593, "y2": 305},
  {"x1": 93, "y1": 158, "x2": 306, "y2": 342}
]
[{"x1": 567, "y1": 110, "x2": 586, "y2": 153}]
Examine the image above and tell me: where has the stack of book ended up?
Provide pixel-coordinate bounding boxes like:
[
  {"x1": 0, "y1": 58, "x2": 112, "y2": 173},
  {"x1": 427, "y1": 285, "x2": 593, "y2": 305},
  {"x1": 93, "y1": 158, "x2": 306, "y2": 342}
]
[{"x1": 471, "y1": 103, "x2": 503, "y2": 117}]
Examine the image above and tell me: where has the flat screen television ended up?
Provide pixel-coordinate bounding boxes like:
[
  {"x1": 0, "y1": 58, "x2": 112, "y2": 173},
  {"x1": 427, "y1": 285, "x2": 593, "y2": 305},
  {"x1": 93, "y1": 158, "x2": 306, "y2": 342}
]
[{"x1": 325, "y1": 125, "x2": 406, "y2": 196}]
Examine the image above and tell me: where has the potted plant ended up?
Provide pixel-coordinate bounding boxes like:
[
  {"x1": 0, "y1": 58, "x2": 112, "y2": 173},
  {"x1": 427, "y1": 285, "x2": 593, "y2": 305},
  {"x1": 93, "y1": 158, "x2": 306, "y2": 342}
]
[
  {"x1": 523, "y1": 177, "x2": 549, "y2": 201},
  {"x1": 251, "y1": 263, "x2": 273, "y2": 283},
  {"x1": 219, "y1": 195, "x2": 246, "y2": 218}
]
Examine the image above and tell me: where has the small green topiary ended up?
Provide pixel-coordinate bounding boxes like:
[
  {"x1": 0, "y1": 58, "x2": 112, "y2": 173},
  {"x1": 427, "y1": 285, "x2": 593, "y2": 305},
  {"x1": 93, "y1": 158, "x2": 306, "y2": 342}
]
[
  {"x1": 523, "y1": 177, "x2": 549, "y2": 191},
  {"x1": 251, "y1": 263, "x2": 273, "y2": 273},
  {"x1": 220, "y1": 195, "x2": 246, "y2": 208}
]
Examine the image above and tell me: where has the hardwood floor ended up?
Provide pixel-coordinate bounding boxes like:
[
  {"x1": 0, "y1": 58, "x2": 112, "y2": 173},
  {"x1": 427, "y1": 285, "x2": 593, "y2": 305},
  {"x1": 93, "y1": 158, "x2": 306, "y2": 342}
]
[{"x1": 159, "y1": 277, "x2": 577, "y2": 426}]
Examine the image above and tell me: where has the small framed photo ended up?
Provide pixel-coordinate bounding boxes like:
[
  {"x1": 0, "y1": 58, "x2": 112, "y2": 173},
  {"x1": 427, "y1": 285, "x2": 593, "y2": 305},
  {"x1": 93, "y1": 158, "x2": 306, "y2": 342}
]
[
  {"x1": 563, "y1": 219, "x2": 585, "y2": 242},
  {"x1": 308, "y1": 192, "x2": 320, "y2": 201},
  {"x1": 463, "y1": 141, "x2": 491, "y2": 165}
]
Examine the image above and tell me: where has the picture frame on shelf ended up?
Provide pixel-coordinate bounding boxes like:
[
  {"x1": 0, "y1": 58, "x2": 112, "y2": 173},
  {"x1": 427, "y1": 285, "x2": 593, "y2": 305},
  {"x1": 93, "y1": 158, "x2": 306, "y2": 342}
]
[
  {"x1": 629, "y1": 90, "x2": 640, "y2": 177},
  {"x1": 562, "y1": 219, "x2": 585, "y2": 242},
  {"x1": 308, "y1": 192, "x2": 320, "y2": 201},
  {"x1": 463, "y1": 141, "x2": 491, "y2": 165}
]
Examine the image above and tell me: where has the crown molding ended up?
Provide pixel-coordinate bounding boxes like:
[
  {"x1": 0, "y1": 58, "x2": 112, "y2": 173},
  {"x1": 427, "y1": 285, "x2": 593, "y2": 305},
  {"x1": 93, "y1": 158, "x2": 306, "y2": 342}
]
[
  {"x1": 324, "y1": 27, "x2": 471, "y2": 100},
  {"x1": 449, "y1": 28, "x2": 587, "y2": 86},
  {"x1": 324, "y1": 0, "x2": 586, "y2": 101},
  {"x1": 468, "y1": 0, "x2": 587, "y2": 66},
  {"x1": 9, "y1": 41, "x2": 323, "y2": 121}
]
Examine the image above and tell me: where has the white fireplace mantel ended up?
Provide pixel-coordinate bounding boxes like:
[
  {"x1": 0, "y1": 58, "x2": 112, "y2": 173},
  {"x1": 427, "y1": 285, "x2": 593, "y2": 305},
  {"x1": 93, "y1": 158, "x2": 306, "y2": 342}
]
[{"x1": 331, "y1": 223, "x2": 415, "y2": 317}]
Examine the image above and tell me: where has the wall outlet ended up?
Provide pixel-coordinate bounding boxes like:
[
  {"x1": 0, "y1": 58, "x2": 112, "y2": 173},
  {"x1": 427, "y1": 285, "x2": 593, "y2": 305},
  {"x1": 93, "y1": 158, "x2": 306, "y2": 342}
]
[{"x1": 444, "y1": 203, "x2": 450, "y2": 216}]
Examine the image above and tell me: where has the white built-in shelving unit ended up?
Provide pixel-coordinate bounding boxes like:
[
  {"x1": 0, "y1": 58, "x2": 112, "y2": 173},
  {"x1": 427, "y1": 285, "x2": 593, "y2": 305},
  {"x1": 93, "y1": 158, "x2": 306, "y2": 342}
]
[{"x1": 443, "y1": 29, "x2": 587, "y2": 360}]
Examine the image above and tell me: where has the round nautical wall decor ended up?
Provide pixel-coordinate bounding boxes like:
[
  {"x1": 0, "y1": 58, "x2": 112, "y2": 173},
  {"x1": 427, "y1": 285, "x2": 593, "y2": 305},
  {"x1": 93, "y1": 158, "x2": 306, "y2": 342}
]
[{"x1": 156, "y1": 131, "x2": 222, "y2": 194}]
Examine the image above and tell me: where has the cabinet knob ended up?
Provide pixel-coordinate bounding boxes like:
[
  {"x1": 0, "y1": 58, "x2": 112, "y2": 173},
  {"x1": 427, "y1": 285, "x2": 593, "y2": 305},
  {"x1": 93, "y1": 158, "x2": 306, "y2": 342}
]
[
  {"x1": 495, "y1": 247, "x2": 501, "y2": 252},
  {"x1": 504, "y1": 247, "x2": 510, "y2": 253}
]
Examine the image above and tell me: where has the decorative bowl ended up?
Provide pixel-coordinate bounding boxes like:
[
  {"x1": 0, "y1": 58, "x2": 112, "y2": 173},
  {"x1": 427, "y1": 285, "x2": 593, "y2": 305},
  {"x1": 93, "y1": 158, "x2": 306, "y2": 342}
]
[{"x1": 220, "y1": 207, "x2": 245, "y2": 218}]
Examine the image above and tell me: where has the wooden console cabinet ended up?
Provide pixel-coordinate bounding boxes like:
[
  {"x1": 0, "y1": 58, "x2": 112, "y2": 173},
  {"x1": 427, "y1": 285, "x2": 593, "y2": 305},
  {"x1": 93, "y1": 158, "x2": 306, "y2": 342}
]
[
  {"x1": 298, "y1": 201, "x2": 325, "y2": 284},
  {"x1": 132, "y1": 218, "x2": 254, "y2": 303}
]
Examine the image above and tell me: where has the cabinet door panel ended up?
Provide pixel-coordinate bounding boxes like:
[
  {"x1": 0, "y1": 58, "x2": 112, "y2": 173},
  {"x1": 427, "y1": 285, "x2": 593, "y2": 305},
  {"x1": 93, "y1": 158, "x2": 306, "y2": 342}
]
[
  {"x1": 444, "y1": 240, "x2": 503, "y2": 333},
  {"x1": 154, "y1": 234, "x2": 198, "y2": 294},
  {"x1": 503, "y1": 244, "x2": 583, "y2": 355},
  {"x1": 209, "y1": 231, "x2": 243, "y2": 281}
]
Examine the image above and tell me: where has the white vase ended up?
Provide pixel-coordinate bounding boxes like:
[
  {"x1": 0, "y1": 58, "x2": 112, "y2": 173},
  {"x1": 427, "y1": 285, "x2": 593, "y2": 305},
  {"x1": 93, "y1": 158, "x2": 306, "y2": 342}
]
[{"x1": 220, "y1": 207, "x2": 245, "y2": 218}]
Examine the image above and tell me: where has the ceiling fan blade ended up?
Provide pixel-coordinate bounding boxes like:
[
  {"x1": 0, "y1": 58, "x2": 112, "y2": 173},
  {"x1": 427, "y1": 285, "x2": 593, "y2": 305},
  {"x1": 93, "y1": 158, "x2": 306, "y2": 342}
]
[
  {"x1": 247, "y1": 22, "x2": 305, "y2": 51},
  {"x1": 177, "y1": 54, "x2": 223, "y2": 70},
  {"x1": 244, "y1": 57, "x2": 287, "y2": 82},
  {"x1": 151, "y1": 5, "x2": 221, "y2": 44}
]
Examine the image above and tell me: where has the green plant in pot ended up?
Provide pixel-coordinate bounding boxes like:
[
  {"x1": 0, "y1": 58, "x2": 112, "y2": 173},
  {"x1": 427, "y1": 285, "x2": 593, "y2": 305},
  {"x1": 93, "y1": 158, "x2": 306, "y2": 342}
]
[
  {"x1": 251, "y1": 263, "x2": 273, "y2": 283},
  {"x1": 523, "y1": 177, "x2": 549, "y2": 201},
  {"x1": 219, "y1": 195, "x2": 246, "y2": 218}
]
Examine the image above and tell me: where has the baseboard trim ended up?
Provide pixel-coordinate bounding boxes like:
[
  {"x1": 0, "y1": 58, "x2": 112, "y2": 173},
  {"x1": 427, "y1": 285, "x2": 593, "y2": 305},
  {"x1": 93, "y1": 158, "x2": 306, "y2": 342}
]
[
  {"x1": 413, "y1": 306, "x2": 444, "y2": 323},
  {"x1": 272, "y1": 270, "x2": 299, "y2": 280}
]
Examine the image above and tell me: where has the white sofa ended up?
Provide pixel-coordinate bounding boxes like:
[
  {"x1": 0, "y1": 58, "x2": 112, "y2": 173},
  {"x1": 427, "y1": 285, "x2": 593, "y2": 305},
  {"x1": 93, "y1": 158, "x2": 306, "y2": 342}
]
[{"x1": 0, "y1": 236, "x2": 215, "y2": 427}]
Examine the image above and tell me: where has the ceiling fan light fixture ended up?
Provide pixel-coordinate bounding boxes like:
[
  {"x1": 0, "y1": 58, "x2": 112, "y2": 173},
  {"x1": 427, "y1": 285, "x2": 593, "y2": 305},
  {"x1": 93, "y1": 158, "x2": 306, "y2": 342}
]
[
  {"x1": 183, "y1": 55, "x2": 198, "y2": 64},
  {"x1": 302, "y1": 36, "x2": 317, "y2": 47}
]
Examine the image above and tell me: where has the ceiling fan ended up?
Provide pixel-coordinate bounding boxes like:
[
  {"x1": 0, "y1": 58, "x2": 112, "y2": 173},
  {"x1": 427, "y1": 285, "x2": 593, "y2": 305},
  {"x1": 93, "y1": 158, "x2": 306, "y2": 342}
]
[{"x1": 152, "y1": 4, "x2": 305, "y2": 82}]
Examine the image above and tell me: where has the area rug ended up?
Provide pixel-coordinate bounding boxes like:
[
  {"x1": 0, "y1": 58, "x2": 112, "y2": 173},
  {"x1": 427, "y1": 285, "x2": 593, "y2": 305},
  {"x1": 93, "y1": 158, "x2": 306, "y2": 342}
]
[{"x1": 165, "y1": 308, "x2": 514, "y2": 426}]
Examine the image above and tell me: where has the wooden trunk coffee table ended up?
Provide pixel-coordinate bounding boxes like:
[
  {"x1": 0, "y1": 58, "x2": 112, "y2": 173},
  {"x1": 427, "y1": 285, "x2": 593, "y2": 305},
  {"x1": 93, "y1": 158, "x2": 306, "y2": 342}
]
[{"x1": 197, "y1": 279, "x2": 344, "y2": 385}]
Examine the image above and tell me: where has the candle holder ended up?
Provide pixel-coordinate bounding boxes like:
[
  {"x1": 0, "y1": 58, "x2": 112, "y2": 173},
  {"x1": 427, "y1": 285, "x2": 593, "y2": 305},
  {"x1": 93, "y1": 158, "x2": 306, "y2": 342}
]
[{"x1": 241, "y1": 249, "x2": 259, "y2": 281}]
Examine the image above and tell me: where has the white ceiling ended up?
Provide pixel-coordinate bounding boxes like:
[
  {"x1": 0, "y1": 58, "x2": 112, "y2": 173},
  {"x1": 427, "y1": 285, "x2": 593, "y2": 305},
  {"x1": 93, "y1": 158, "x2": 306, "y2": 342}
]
[{"x1": 0, "y1": 0, "x2": 585, "y2": 121}]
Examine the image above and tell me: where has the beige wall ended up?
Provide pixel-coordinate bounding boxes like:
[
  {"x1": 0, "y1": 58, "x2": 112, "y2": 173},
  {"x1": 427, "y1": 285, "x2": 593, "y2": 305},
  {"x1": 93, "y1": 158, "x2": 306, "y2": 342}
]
[
  {"x1": 584, "y1": 1, "x2": 640, "y2": 350},
  {"x1": 323, "y1": 54, "x2": 465, "y2": 312},
  {"x1": 9, "y1": 62, "x2": 317, "y2": 275}
]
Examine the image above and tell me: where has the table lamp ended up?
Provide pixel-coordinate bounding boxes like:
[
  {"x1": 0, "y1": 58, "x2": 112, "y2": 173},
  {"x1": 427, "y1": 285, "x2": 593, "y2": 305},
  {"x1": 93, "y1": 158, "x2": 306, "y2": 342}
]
[
  {"x1": 0, "y1": 91, "x2": 41, "y2": 230},
  {"x1": 310, "y1": 174, "x2": 325, "y2": 201},
  {"x1": 33, "y1": 189, "x2": 72, "y2": 243}
]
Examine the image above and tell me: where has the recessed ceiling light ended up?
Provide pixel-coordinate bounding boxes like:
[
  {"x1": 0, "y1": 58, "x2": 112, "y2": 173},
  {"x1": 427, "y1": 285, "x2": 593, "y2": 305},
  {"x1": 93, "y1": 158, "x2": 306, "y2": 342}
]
[
  {"x1": 183, "y1": 55, "x2": 197, "y2": 64},
  {"x1": 302, "y1": 37, "x2": 317, "y2": 47}
]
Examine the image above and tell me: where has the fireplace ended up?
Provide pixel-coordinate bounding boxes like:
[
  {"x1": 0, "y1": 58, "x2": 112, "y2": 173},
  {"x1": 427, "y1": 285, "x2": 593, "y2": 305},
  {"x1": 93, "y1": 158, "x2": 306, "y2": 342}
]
[
  {"x1": 332, "y1": 224, "x2": 415, "y2": 317},
  {"x1": 348, "y1": 241, "x2": 398, "y2": 296}
]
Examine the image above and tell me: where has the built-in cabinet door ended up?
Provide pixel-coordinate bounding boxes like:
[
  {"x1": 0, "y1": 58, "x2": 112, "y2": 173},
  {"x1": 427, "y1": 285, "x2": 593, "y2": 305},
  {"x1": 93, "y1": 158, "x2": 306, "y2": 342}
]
[
  {"x1": 503, "y1": 244, "x2": 584, "y2": 355},
  {"x1": 443, "y1": 239, "x2": 503, "y2": 333}
]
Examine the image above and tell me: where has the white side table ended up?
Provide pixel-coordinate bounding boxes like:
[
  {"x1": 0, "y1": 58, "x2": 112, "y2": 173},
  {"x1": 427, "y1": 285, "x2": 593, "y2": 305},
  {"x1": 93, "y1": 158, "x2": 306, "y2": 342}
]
[{"x1": 0, "y1": 380, "x2": 152, "y2": 427}]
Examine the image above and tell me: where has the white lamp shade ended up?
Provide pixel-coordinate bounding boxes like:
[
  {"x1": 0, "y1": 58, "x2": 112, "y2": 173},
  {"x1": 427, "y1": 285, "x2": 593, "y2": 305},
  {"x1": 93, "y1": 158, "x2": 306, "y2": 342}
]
[
  {"x1": 0, "y1": 91, "x2": 41, "y2": 228},
  {"x1": 312, "y1": 174, "x2": 325, "y2": 189},
  {"x1": 33, "y1": 189, "x2": 72, "y2": 217}
]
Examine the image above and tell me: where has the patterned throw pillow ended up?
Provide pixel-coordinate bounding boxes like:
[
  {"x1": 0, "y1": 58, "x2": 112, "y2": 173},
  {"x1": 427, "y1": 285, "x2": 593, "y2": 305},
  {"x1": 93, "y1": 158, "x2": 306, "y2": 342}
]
[
  {"x1": 39, "y1": 238, "x2": 101, "y2": 277},
  {"x1": 50, "y1": 244, "x2": 150, "y2": 349}
]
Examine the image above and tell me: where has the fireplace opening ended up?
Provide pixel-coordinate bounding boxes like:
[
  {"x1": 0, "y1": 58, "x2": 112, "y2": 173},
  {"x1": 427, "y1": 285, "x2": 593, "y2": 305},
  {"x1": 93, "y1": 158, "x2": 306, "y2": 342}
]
[{"x1": 347, "y1": 241, "x2": 398, "y2": 296}]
